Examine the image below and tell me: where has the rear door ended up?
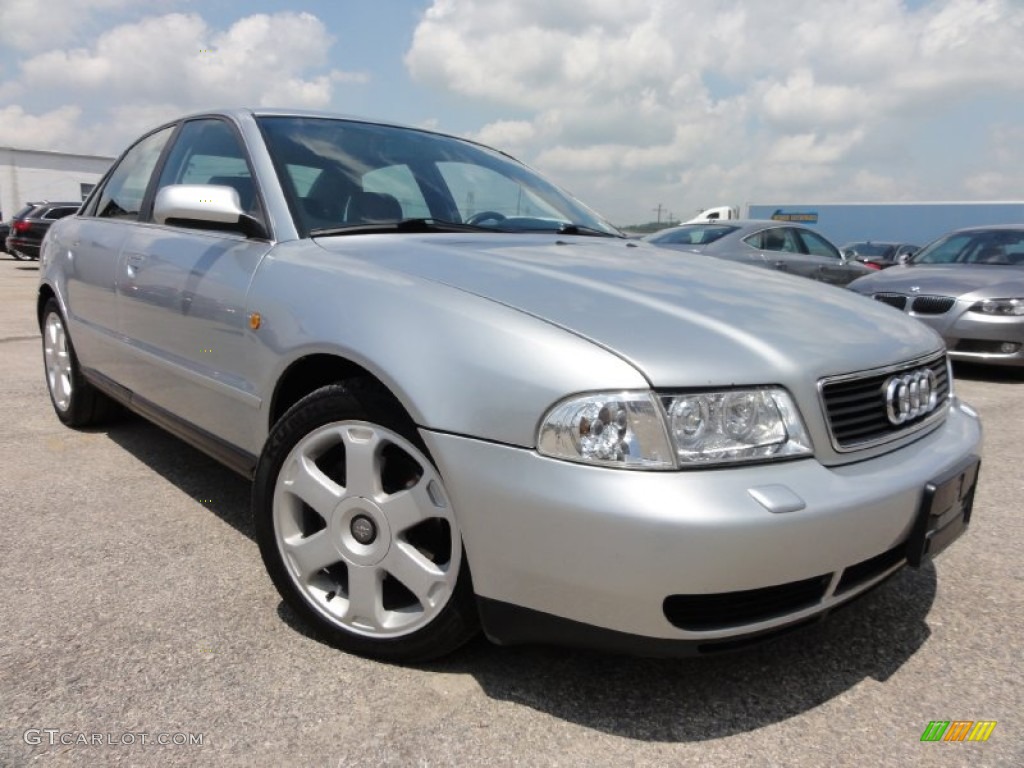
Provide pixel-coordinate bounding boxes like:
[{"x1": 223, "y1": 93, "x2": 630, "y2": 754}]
[
  {"x1": 743, "y1": 226, "x2": 816, "y2": 277},
  {"x1": 114, "y1": 117, "x2": 273, "y2": 451},
  {"x1": 797, "y1": 229, "x2": 870, "y2": 285},
  {"x1": 59, "y1": 126, "x2": 175, "y2": 376}
]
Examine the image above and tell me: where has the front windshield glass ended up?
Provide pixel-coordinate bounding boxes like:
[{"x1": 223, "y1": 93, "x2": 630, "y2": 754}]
[
  {"x1": 645, "y1": 224, "x2": 736, "y2": 246},
  {"x1": 845, "y1": 242, "x2": 895, "y2": 258},
  {"x1": 911, "y1": 230, "x2": 1024, "y2": 266},
  {"x1": 257, "y1": 116, "x2": 621, "y2": 237}
]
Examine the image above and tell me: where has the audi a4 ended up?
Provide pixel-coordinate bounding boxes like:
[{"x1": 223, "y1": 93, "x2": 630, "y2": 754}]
[{"x1": 38, "y1": 109, "x2": 982, "y2": 661}]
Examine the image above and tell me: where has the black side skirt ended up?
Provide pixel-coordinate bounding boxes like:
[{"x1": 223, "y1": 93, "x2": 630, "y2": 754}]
[{"x1": 83, "y1": 367, "x2": 258, "y2": 479}]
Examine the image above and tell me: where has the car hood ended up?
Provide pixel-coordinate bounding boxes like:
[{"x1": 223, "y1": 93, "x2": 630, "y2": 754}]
[
  {"x1": 315, "y1": 235, "x2": 942, "y2": 386},
  {"x1": 849, "y1": 264, "x2": 1024, "y2": 298}
]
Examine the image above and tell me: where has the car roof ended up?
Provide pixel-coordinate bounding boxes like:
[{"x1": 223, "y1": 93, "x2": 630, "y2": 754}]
[
  {"x1": 656, "y1": 219, "x2": 819, "y2": 235},
  {"x1": 944, "y1": 224, "x2": 1024, "y2": 235},
  {"x1": 150, "y1": 107, "x2": 483, "y2": 151}
]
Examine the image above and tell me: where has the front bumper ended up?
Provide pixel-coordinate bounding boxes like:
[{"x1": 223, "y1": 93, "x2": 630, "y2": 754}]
[
  {"x1": 870, "y1": 294, "x2": 1024, "y2": 367},
  {"x1": 422, "y1": 398, "x2": 982, "y2": 653}
]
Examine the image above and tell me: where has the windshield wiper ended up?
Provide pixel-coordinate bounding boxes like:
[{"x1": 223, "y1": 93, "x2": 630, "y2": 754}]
[
  {"x1": 556, "y1": 223, "x2": 622, "y2": 238},
  {"x1": 310, "y1": 218, "x2": 496, "y2": 237}
]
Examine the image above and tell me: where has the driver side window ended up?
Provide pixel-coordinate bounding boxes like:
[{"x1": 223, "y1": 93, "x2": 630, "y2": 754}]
[
  {"x1": 90, "y1": 126, "x2": 174, "y2": 220},
  {"x1": 155, "y1": 119, "x2": 261, "y2": 217}
]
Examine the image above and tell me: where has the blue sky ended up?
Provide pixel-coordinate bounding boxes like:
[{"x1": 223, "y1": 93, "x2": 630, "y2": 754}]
[{"x1": 2, "y1": 0, "x2": 1023, "y2": 224}]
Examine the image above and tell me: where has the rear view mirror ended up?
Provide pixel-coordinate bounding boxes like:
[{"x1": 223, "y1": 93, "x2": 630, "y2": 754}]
[{"x1": 153, "y1": 184, "x2": 266, "y2": 239}]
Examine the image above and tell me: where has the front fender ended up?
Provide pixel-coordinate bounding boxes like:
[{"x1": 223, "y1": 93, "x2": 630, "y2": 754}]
[{"x1": 246, "y1": 241, "x2": 649, "y2": 449}]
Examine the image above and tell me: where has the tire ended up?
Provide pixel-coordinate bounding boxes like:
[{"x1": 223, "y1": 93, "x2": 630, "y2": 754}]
[
  {"x1": 253, "y1": 382, "x2": 479, "y2": 662},
  {"x1": 41, "y1": 298, "x2": 117, "y2": 427}
]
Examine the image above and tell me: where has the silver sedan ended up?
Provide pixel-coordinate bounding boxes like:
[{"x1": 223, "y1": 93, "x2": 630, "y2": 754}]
[
  {"x1": 38, "y1": 109, "x2": 981, "y2": 661},
  {"x1": 848, "y1": 226, "x2": 1024, "y2": 368},
  {"x1": 645, "y1": 220, "x2": 873, "y2": 285}
]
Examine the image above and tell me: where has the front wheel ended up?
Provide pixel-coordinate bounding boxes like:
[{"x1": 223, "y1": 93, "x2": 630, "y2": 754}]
[{"x1": 253, "y1": 384, "x2": 478, "y2": 662}]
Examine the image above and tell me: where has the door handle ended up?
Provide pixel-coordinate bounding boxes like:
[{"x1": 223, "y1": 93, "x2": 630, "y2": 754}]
[
  {"x1": 125, "y1": 252, "x2": 146, "y2": 278},
  {"x1": 773, "y1": 261, "x2": 789, "y2": 270}
]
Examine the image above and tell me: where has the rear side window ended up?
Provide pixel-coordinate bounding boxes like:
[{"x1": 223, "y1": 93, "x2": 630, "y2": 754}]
[
  {"x1": 796, "y1": 229, "x2": 841, "y2": 259},
  {"x1": 44, "y1": 206, "x2": 79, "y2": 220},
  {"x1": 91, "y1": 126, "x2": 174, "y2": 220}
]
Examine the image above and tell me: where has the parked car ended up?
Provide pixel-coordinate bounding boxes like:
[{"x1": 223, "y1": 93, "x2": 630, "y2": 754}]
[
  {"x1": 643, "y1": 220, "x2": 873, "y2": 285},
  {"x1": 39, "y1": 109, "x2": 981, "y2": 661},
  {"x1": 849, "y1": 226, "x2": 1024, "y2": 368},
  {"x1": 840, "y1": 241, "x2": 919, "y2": 270},
  {"x1": 6, "y1": 201, "x2": 81, "y2": 260}
]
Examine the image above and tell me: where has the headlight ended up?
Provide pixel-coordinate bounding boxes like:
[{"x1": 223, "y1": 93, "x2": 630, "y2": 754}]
[
  {"x1": 969, "y1": 298, "x2": 1024, "y2": 316},
  {"x1": 537, "y1": 392, "x2": 675, "y2": 469},
  {"x1": 663, "y1": 388, "x2": 812, "y2": 465},
  {"x1": 537, "y1": 387, "x2": 813, "y2": 469}
]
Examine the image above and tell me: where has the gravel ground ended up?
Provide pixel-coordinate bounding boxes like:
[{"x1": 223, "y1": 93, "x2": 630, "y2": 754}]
[{"x1": 1, "y1": 253, "x2": 1021, "y2": 767}]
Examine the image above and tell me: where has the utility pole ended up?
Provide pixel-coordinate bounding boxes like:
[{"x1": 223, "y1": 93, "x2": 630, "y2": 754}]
[{"x1": 652, "y1": 203, "x2": 665, "y2": 223}]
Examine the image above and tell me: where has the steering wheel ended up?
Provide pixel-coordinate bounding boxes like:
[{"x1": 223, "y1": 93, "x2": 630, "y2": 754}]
[{"x1": 465, "y1": 210, "x2": 507, "y2": 226}]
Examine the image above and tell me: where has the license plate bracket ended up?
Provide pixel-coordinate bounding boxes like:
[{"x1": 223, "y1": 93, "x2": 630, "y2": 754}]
[{"x1": 906, "y1": 456, "x2": 980, "y2": 567}]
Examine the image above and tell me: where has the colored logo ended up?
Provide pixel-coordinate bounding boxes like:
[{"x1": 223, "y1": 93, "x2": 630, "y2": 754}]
[
  {"x1": 920, "y1": 721, "x2": 997, "y2": 742},
  {"x1": 770, "y1": 209, "x2": 818, "y2": 224}
]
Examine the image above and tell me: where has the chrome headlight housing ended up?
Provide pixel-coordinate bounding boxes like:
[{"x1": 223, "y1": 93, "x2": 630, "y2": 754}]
[
  {"x1": 537, "y1": 387, "x2": 812, "y2": 469},
  {"x1": 537, "y1": 392, "x2": 675, "y2": 469},
  {"x1": 662, "y1": 388, "x2": 812, "y2": 465},
  {"x1": 969, "y1": 298, "x2": 1024, "y2": 316}
]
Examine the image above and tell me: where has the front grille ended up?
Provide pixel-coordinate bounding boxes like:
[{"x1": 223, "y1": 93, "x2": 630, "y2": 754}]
[
  {"x1": 911, "y1": 295, "x2": 955, "y2": 314},
  {"x1": 819, "y1": 353, "x2": 950, "y2": 451},
  {"x1": 874, "y1": 293, "x2": 907, "y2": 310},
  {"x1": 663, "y1": 574, "x2": 830, "y2": 631}
]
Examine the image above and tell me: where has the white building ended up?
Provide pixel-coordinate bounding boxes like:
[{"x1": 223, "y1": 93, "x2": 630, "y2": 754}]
[{"x1": 1, "y1": 147, "x2": 114, "y2": 220}]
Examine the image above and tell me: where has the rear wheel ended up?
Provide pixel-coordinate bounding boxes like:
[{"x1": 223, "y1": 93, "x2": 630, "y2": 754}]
[
  {"x1": 253, "y1": 383, "x2": 478, "y2": 661},
  {"x1": 41, "y1": 299, "x2": 117, "y2": 426}
]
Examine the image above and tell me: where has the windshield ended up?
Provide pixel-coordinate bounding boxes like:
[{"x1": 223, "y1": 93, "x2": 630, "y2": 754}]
[
  {"x1": 644, "y1": 224, "x2": 737, "y2": 246},
  {"x1": 257, "y1": 116, "x2": 621, "y2": 238},
  {"x1": 911, "y1": 230, "x2": 1024, "y2": 266},
  {"x1": 844, "y1": 242, "x2": 895, "y2": 258}
]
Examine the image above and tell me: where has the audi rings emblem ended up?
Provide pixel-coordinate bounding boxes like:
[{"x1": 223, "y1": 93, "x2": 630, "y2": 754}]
[{"x1": 884, "y1": 368, "x2": 938, "y2": 425}]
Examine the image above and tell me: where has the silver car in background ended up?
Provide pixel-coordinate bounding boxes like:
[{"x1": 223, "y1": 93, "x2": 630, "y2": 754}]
[
  {"x1": 38, "y1": 109, "x2": 982, "y2": 661},
  {"x1": 848, "y1": 226, "x2": 1024, "y2": 368},
  {"x1": 644, "y1": 220, "x2": 873, "y2": 285}
]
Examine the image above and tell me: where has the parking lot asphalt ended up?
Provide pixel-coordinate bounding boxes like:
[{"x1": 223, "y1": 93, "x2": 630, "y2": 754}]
[{"x1": 0, "y1": 253, "x2": 1021, "y2": 767}]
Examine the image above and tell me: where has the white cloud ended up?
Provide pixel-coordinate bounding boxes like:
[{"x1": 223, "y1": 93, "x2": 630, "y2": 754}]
[
  {"x1": 4, "y1": 11, "x2": 369, "y2": 154},
  {"x1": 22, "y1": 13, "x2": 337, "y2": 107},
  {"x1": 408, "y1": 0, "x2": 1024, "y2": 222},
  {"x1": 0, "y1": 0, "x2": 137, "y2": 51},
  {"x1": 0, "y1": 106, "x2": 84, "y2": 152}
]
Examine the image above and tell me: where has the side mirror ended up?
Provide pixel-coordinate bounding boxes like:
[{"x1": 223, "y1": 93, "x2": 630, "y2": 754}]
[{"x1": 153, "y1": 184, "x2": 267, "y2": 239}]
